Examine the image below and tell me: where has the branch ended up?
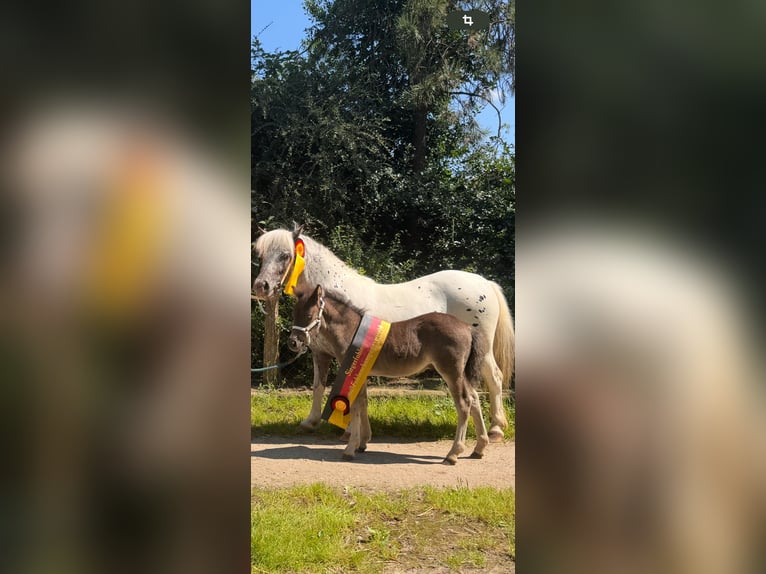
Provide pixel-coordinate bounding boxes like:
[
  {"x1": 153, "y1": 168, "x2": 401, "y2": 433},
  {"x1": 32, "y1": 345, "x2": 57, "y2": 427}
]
[
  {"x1": 449, "y1": 90, "x2": 503, "y2": 141},
  {"x1": 253, "y1": 22, "x2": 273, "y2": 40},
  {"x1": 297, "y1": 36, "x2": 320, "y2": 59}
]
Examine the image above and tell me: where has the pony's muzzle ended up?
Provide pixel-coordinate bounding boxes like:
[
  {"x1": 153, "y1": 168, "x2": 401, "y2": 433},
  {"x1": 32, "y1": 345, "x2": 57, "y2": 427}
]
[
  {"x1": 287, "y1": 334, "x2": 304, "y2": 353},
  {"x1": 253, "y1": 278, "x2": 273, "y2": 298}
]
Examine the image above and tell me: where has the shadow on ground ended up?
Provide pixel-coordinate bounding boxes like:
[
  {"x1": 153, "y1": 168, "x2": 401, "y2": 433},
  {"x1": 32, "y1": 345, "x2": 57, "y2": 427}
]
[
  {"x1": 252, "y1": 420, "x2": 458, "y2": 441},
  {"x1": 250, "y1": 436, "x2": 484, "y2": 465}
]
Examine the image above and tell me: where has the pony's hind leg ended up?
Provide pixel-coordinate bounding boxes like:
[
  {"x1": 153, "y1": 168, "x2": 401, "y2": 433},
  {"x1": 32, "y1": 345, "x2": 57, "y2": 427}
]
[
  {"x1": 482, "y1": 355, "x2": 508, "y2": 442},
  {"x1": 444, "y1": 377, "x2": 471, "y2": 465},
  {"x1": 299, "y1": 352, "x2": 332, "y2": 431},
  {"x1": 468, "y1": 387, "x2": 490, "y2": 458}
]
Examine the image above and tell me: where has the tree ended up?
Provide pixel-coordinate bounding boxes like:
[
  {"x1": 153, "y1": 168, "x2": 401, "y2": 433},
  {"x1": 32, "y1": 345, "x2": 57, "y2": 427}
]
[{"x1": 303, "y1": 0, "x2": 514, "y2": 173}]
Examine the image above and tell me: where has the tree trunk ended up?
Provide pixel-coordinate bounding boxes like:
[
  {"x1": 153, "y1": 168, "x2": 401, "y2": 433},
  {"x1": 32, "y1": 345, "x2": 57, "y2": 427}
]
[{"x1": 263, "y1": 296, "x2": 280, "y2": 386}]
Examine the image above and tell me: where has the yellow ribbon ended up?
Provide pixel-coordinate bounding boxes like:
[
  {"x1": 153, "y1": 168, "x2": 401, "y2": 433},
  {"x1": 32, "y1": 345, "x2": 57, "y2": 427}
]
[{"x1": 283, "y1": 239, "x2": 305, "y2": 295}]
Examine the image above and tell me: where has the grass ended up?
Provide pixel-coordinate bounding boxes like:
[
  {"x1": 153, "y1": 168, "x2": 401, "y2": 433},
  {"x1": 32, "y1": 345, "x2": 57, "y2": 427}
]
[
  {"x1": 251, "y1": 387, "x2": 515, "y2": 441},
  {"x1": 251, "y1": 484, "x2": 515, "y2": 573}
]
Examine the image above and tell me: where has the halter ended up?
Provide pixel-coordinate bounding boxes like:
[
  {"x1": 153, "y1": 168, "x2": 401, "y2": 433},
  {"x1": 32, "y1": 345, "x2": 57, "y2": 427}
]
[{"x1": 290, "y1": 294, "x2": 325, "y2": 347}]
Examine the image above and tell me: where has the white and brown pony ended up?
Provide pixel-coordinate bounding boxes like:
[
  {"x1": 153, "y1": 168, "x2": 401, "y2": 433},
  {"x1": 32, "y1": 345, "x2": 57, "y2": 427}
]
[
  {"x1": 289, "y1": 285, "x2": 489, "y2": 463},
  {"x1": 253, "y1": 226, "x2": 514, "y2": 442}
]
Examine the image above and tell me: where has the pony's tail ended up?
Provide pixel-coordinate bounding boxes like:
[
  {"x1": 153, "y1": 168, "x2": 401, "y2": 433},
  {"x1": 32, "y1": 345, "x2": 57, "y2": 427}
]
[
  {"x1": 465, "y1": 327, "x2": 488, "y2": 387},
  {"x1": 490, "y1": 282, "x2": 515, "y2": 389}
]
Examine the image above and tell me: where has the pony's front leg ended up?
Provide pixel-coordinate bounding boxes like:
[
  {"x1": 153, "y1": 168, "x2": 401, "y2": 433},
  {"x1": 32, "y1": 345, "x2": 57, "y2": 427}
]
[
  {"x1": 299, "y1": 352, "x2": 332, "y2": 431},
  {"x1": 355, "y1": 385, "x2": 371, "y2": 452},
  {"x1": 341, "y1": 385, "x2": 370, "y2": 444},
  {"x1": 341, "y1": 395, "x2": 364, "y2": 460}
]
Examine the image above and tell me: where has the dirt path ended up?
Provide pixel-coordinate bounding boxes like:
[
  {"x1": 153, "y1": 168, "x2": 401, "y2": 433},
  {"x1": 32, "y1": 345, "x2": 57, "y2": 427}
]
[{"x1": 251, "y1": 436, "x2": 515, "y2": 491}]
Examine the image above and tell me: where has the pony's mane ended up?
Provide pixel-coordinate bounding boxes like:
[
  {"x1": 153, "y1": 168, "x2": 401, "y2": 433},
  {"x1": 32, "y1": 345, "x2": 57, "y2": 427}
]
[
  {"x1": 300, "y1": 235, "x2": 366, "y2": 280},
  {"x1": 255, "y1": 228, "x2": 375, "y2": 312},
  {"x1": 253, "y1": 229, "x2": 293, "y2": 258},
  {"x1": 255, "y1": 227, "x2": 373, "y2": 286},
  {"x1": 293, "y1": 285, "x2": 367, "y2": 320},
  {"x1": 321, "y1": 288, "x2": 368, "y2": 318}
]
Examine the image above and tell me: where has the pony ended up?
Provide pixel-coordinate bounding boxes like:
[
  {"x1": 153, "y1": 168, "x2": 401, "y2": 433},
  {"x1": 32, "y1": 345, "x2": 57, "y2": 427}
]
[
  {"x1": 253, "y1": 225, "x2": 514, "y2": 442},
  {"x1": 289, "y1": 284, "x2": 489, "y2": 463}
]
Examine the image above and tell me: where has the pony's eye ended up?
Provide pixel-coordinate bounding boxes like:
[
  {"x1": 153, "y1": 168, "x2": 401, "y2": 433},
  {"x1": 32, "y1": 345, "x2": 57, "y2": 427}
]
[{"x1": 280, "y1": 252, "x2": 291, "y2": 262}]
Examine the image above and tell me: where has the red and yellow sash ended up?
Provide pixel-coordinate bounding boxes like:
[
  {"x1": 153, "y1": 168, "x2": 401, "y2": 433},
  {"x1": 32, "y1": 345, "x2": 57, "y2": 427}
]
[{"x1": 322, "y1": 314, "x2": 390, "y2": 429}]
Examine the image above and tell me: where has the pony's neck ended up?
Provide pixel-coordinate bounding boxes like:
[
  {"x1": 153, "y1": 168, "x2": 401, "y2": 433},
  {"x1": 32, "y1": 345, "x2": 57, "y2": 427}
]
[
  {"x1": 319, "y1": 295, "x2": 363, "y2": 358},
  {"x1": 300, "y1": 236, "x2": 375, "y2": 303}
]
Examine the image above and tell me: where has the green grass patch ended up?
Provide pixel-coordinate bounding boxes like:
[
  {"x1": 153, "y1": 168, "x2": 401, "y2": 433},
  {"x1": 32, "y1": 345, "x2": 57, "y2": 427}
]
[
  {"x1": 251, "y1": 389, "x2": 515, "y2": 441},
  {"x1": 251, "y1": 484, "x2": 356, "y2": 573},
  {"x1": 251, "y1": 484, "x2": 515, "y2": 573}
]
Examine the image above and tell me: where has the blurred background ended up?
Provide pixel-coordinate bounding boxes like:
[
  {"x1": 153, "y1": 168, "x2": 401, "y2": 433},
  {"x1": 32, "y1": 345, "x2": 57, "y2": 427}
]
[
  {"x1": 0, "y1": 1, "x2": 251, "y2": 573},
  {"x1": 518, "y1": 1, "x2": 766, "y2": 573}
]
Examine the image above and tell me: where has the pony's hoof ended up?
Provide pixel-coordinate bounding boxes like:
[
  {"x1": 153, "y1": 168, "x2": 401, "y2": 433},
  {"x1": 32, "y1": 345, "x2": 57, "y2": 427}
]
[
  {"x1": 339, "y1": 431, "x2": 351, "y2": 443},
  {"x1": 469, "y1": 451, "x2": 484, "y2": 459},
  {"x1": 488, "y1": 429, "x2": 505, "y2": 443},
  {"x1": 442, "y1": 456, "x2": 458, "y2": 465},
  {"x1": 356, "y1": 445, "x2": 367, "y2": 453},
  {"x1": 341, "y1": 453, "x2": 355, "y2": 461},
  {"x1": 299, "y1": 419, "x2": 321, "y2": 432}
]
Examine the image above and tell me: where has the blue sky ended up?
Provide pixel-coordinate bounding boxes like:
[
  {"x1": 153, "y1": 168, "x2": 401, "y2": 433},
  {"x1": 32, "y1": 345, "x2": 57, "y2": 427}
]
[{"x1": 252, "y1": 0, "x2": 514, "y2": 146}]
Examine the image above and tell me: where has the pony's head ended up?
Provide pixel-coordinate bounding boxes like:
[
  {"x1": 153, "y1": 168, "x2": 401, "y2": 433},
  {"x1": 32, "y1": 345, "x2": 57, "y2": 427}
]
[
  {"x1": 252, "y1": 224, "x2": 303, "y2": 299},
  {"x1": 288, "y1": 284, "x2": 324, "y2": 352}
]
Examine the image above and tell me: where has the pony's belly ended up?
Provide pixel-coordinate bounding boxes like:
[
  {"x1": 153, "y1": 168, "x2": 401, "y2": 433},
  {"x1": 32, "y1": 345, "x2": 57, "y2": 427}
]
[{"x1": 370, "y1": 357, "x2": 431, "y2": 379}]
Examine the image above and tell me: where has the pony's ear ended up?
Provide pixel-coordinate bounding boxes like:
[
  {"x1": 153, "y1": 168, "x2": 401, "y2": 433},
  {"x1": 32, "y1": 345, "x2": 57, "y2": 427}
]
[
  {"x1": 309, "y1": 285, "x2": 324, "y2": 305},
  {"x1": 292, "y1": 222, "x2": 305, "y2": 241}
]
